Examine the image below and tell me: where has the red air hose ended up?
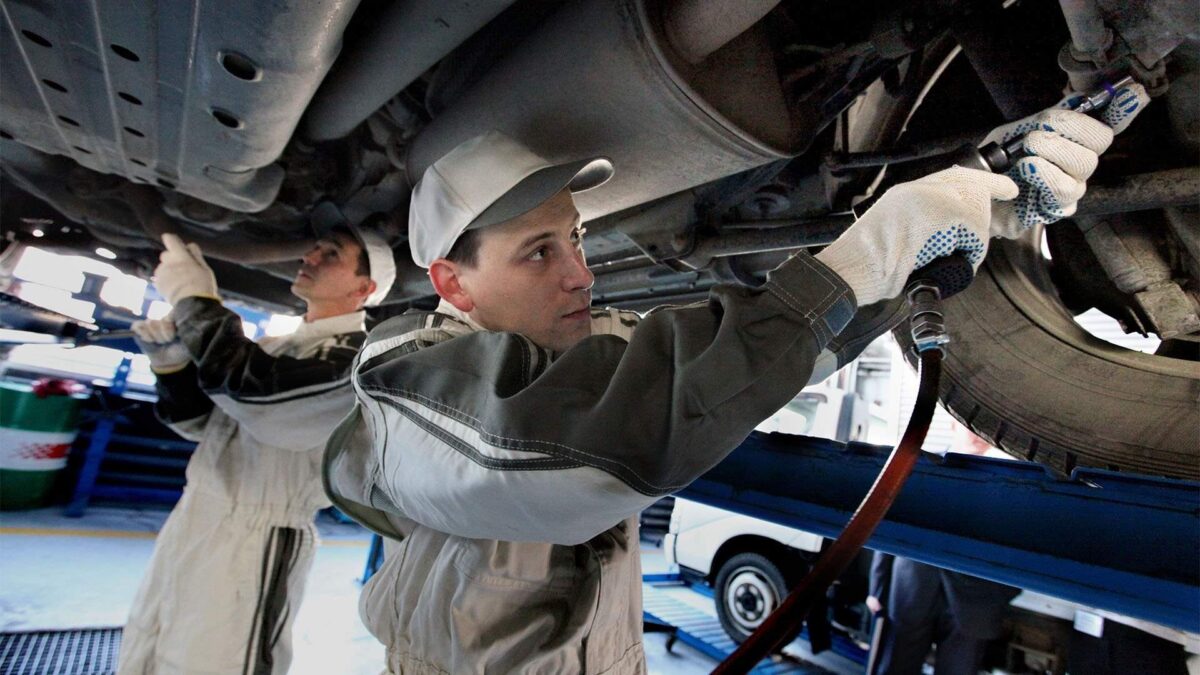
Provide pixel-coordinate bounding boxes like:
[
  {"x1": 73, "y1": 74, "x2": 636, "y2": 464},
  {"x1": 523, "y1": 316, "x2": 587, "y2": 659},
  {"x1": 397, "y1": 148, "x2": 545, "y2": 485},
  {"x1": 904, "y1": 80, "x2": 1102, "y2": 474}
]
[
  {"x1": 714, "y1": 253, "x2": 974, "y2": 674},
  {"x1": 712, "y1": 349, "x2": 943, "y2": 673}
]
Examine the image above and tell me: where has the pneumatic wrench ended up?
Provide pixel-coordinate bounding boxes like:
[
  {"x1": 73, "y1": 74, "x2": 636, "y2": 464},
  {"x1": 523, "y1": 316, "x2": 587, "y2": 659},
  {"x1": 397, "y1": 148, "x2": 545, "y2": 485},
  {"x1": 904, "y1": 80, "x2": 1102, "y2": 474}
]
[{"x1": 713, "y1": 75, "x2": 1137, "y2": 674}]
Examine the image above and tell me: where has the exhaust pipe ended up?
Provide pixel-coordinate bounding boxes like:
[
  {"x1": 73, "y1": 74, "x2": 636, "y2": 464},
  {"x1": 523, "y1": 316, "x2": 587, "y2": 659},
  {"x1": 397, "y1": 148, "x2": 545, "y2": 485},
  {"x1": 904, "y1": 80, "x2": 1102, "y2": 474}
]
[
  {"x1": 304, "y1": 0, "x2": 516, "y2": 141},
  {"x1": 405, "y1": 0, "x2": 804, "y2": 222}
]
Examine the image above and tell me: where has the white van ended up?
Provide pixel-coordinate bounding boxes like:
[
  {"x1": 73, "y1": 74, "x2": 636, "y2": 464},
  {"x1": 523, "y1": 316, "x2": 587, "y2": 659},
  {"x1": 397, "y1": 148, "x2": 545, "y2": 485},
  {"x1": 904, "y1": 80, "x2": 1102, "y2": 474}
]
[{"x1": 662, "y1": 381, "x2": 872, "y2": 643}]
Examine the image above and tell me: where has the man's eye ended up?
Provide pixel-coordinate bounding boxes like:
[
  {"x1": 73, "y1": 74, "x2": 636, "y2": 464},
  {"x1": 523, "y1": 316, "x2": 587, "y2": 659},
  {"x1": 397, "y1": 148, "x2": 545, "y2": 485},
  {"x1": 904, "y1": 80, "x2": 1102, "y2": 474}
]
[{"x1": 529, "y1": 247, "x2": 547, "y2": 261}]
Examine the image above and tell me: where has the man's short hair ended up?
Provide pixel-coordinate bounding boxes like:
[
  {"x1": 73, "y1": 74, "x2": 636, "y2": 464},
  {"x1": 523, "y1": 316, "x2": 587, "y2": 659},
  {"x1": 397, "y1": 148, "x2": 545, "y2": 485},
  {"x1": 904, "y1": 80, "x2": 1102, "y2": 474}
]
[
  {"x1": 445, "y1": 228, "x2": 482, "y2": 268},
  {"x1": 329, "y1": 225, "x2": 370, "y2": 277}
]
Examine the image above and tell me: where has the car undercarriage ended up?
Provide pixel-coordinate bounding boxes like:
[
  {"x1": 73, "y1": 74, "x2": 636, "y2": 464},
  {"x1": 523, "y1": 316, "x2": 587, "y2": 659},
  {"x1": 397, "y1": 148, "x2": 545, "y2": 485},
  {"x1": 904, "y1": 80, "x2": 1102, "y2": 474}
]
[{"x1": 1, "y1": 0, "x2": 1197, "y2": 478}]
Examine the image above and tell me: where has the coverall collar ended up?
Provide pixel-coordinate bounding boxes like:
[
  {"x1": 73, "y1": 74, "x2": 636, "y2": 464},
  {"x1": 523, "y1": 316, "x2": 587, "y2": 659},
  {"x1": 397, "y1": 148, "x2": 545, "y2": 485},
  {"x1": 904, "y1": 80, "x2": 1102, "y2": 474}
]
[
  {"x1": 294, "y1": 309, "x2": 366, "y2": 341},
  {"x1": 435, "y1": 299, "x2": 486, "y2": 333}
]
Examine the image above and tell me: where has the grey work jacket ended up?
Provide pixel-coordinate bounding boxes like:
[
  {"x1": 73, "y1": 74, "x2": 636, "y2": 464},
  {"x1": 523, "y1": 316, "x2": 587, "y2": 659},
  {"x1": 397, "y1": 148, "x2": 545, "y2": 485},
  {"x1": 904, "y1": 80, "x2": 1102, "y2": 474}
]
[{"x1": 325, "y1": 251, "x2": 900, "y2": 673}]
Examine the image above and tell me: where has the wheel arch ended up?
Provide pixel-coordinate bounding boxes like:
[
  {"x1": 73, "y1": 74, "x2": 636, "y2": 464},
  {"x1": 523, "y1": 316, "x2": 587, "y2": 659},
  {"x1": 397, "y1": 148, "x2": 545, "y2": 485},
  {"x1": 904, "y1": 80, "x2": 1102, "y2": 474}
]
[{"x1": 710, "y1": 534, "x2": 812, "y2": 585}]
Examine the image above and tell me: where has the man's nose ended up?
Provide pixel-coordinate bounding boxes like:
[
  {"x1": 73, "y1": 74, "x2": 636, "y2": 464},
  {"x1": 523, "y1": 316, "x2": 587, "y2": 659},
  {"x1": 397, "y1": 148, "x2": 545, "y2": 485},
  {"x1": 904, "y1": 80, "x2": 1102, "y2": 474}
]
[
  {"x1": 562, "y1": 247, "x2": 594, "y2": 292},
  {"x1": 301, "y1": 247, "x2": 321, "y2": 266}
]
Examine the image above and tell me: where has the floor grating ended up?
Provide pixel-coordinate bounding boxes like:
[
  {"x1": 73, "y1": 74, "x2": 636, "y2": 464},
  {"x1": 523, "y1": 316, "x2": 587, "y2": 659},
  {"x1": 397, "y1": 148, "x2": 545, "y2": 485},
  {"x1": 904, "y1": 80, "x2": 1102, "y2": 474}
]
[{"x1": 0, "y1": 628, "x2": 121, "y2": 675}]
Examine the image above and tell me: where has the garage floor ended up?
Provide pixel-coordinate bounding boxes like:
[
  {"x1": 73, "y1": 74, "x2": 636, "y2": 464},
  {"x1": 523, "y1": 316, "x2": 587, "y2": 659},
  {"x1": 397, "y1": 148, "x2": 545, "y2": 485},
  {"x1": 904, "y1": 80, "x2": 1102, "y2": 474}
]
[{"x1": 1, "y1": 505, "x2": 847, "y2": 674}]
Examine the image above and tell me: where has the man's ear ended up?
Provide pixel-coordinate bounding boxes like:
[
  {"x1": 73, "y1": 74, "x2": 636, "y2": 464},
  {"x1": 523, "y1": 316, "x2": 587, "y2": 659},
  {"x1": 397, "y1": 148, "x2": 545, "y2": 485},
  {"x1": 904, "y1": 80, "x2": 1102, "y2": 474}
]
[
  {"x1": 353, "y1": 278, "x2": 377, "y2": 302},
  {"x1": 428, "y1": 259, "x2": 474, "y2": 312}
]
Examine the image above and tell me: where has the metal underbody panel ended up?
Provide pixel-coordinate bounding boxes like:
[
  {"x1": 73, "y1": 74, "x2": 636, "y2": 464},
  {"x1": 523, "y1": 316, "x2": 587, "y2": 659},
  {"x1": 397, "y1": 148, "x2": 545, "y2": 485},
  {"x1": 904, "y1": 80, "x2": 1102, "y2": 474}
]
[
  {"x1": 679, "y1": 432, "x2": 1200, "y2": 633},
  {"x1": 0, "y1": 0, "x2": 359, "y2": 213}
]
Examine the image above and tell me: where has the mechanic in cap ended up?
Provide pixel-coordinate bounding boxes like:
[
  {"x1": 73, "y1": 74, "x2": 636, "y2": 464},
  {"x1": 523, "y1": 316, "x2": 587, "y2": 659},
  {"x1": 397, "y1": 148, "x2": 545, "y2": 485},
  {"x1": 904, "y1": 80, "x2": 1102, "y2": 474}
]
[
  {"x1": 327, "y1": 83, "x2": 1146, "y2": 674},
  {"x1": 116, "y1": 190, "x2": 396, "y2": 675}
]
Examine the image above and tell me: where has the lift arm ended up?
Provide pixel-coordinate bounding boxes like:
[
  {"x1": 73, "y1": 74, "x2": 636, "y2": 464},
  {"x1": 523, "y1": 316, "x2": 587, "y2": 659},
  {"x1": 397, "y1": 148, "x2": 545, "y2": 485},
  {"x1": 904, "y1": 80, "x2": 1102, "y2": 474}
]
[{"x1": 676, "y1": 432, "x2": 1200, "y2": 633}]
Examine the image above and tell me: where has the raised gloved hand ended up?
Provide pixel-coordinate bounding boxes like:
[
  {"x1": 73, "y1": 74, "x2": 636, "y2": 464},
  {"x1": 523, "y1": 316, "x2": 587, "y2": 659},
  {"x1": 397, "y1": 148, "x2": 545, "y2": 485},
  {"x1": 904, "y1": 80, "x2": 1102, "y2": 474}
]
[
  {"x1": 131, "y1": 318, "x2": 191, "y2": 373},
  {"x1": 153, "y1": 234, "x2": 219, "y2": 304},
  {"x1": 985, "y1": 82, "x2": 1149, "y2": 239},
  {"x1": 815, "y1": 167, "x2": 1018, "y2": 306}
]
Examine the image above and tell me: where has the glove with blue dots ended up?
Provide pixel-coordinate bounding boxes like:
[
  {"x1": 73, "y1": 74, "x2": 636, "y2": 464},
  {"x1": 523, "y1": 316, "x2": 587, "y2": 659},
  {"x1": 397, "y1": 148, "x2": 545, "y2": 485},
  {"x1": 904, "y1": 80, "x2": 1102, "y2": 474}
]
[
  {"x1": 983, "y1": 83, "x2": 1150, "y2": 239},
  {"x1": 816, "y1": 167, "x2": 1018, "y2": 306}
]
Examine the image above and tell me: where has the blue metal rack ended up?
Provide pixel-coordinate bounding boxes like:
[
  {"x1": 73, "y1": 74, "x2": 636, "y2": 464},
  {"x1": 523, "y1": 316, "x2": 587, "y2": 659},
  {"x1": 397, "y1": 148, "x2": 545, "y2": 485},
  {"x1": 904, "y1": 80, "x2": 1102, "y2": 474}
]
[
  {"x1": 63, "y1": 357, "x2": 196, "y2": 516},
  {"x1": 642, "y1": 575, "x2": 838, "y2": 673},
  {"x1": 64, "y1": 355, "x2": 133, "y2": 517},
  {"x1": 642, "y1": 573, "x2": 868, "y2": 672},
  {"x1": 676, "y1": 432, "x2": 1200, "y2": 634}
]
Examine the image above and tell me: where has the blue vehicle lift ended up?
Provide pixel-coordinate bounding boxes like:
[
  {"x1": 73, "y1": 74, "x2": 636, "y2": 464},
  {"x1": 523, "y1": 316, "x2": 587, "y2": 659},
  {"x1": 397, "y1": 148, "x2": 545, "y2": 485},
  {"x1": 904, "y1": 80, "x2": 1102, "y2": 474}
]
[
  {"x1": 674, "y1": 431, "x2": 1200, "y2": 635},
  {"x1": 358, "y1": 430, "x2": 1198, "y2": 666}
]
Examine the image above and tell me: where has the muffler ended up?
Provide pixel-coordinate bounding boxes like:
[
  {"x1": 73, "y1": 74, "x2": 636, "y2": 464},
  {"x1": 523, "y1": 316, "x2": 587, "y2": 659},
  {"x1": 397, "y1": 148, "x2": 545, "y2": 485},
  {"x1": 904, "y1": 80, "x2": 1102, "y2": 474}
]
[{"x1": 406, "y1": 0, "x2": 803, "y2": 221}]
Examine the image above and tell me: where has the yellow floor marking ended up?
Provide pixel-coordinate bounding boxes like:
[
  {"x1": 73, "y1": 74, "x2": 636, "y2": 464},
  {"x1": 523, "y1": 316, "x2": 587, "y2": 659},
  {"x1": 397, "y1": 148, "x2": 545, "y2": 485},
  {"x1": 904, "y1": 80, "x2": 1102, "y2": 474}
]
[
  {"x1": 0, "y1": 526, "x2": 157, "y2": 539},
  {"x1": 0, "y1": 526, "x2": 371, "y2": 546}
]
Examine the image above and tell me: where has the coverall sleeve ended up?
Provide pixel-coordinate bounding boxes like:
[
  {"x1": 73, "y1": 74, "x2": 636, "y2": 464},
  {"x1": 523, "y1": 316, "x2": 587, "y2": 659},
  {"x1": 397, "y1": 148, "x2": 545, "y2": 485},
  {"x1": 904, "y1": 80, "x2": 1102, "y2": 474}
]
[
  {"x1": 170, "y1": 297, "x2": 363, "y2": 450},
  {"x1": 152, "y1": 363, "x2": 214, "y2": 442},
  {"x1": 807, "y1": 295, "x2": 907, "y2": 383},
  {"x1": 337, "y1": 252, "x2": 858, "y2": 545}
]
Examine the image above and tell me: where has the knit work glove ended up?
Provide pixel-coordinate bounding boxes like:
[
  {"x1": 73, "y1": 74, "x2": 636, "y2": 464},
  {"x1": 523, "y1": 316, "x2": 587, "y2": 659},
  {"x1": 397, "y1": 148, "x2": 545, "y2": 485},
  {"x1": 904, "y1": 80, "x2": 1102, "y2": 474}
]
[
  {"x1": 153, "y1": 234, "x2": 219, "y2": 305},
  {"x1": 985, "y1": 83, "x2": 1149, "y2": 239},
  {"x1": 131, "y1": 318, "x2": 191, "y2": 373},
  {"x1": 816, "y1": 167, "x2": 1018, "y2": 306}
]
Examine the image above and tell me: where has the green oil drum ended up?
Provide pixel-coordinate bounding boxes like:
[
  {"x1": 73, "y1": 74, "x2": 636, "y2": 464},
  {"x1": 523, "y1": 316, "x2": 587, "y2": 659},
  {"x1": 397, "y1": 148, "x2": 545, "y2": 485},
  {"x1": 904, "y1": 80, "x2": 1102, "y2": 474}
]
[{"x1": 0, "y1": 382, "x2": 87, "y2": 509}]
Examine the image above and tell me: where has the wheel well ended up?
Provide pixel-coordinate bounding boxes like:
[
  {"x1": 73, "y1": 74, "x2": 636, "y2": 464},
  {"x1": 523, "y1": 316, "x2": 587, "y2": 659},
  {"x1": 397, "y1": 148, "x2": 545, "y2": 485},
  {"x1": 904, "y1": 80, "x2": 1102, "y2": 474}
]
[{"x1": 709, "y1": 535, "x2": 811, "y2": 585}]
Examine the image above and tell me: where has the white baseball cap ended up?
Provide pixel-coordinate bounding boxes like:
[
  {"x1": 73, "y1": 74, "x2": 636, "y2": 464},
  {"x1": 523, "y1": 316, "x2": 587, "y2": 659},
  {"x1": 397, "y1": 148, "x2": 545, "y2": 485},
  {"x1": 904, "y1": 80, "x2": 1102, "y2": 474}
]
[
  {"x1": 310, "y1": 201, "x2": 397, "y2": 307},
  {"x1": 408, "y1": 131, "x2": 614, "y2": 269}
]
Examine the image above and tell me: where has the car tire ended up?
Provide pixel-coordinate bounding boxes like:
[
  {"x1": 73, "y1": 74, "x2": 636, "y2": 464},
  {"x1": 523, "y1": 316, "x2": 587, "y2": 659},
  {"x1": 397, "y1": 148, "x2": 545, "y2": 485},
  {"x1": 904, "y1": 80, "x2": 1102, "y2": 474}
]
[
  {"x1": 714, "y1": 551, "x2": 792, "y2": 644},
  {"x1": 895, "y1": 234, "x2": 1200, "y2": 480}
]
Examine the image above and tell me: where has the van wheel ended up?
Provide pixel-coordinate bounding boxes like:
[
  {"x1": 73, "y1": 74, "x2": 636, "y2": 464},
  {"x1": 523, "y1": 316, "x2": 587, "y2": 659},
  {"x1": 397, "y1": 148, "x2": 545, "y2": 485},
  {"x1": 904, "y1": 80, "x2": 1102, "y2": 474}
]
[{"x1": 715, "y1": 552, "x2": 790, "y2": 643}]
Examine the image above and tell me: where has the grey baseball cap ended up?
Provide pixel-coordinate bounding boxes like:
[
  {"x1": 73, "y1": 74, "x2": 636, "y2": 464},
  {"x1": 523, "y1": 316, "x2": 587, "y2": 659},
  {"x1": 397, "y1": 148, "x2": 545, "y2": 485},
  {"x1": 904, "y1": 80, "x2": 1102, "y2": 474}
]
[
  {"x1": 408, "y1": 131, "x2": 613, "y2": 268},
  {"x1": 310, "y1": 201, "x2": 397, "y2": 307}
]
